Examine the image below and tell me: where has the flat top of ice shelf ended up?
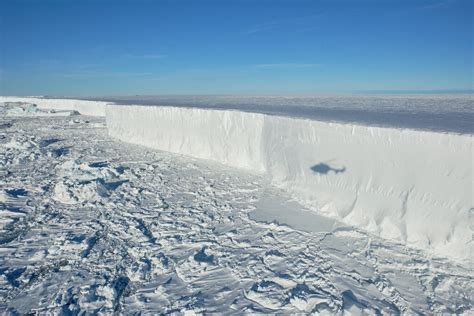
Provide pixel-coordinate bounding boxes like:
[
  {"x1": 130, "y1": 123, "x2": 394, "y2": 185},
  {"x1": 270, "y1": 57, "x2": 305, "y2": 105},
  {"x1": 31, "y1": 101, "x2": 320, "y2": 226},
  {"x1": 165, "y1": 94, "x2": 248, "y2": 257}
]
[{"x1": 81, "y1": 94, "x2": 473, "y2": 134}]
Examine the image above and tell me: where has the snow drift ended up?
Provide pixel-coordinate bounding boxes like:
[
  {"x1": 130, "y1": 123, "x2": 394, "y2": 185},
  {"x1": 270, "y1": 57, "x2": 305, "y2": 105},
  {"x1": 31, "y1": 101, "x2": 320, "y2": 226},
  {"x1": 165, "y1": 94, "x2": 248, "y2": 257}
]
[
  {"x1": 106, "y1": 104, "x2": 472, "y2": 263},
  {"x1": 0, "y1": 96, "x2": 107, "y2": 116}
]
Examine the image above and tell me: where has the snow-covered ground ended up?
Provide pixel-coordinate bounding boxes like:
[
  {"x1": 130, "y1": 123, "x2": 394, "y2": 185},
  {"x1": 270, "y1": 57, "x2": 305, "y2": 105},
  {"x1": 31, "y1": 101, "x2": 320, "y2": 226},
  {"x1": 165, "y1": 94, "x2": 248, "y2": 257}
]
[{"x1": 0, "y1": 99, "x2": 473, "y2": 314}]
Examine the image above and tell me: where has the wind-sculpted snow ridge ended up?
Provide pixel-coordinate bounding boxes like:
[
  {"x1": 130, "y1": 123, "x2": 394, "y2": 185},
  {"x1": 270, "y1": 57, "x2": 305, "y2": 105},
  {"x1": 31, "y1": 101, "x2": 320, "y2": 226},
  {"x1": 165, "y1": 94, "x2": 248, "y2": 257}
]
[
  {"x1": 0, "y1": 96, "x2": 108, "y2": 116},
  {"x1": 0, "y1": 103, "x2": 472, "y2": 314},
  {"x1": 107, "y1": 104, "x2": 472, "y2": 263}
]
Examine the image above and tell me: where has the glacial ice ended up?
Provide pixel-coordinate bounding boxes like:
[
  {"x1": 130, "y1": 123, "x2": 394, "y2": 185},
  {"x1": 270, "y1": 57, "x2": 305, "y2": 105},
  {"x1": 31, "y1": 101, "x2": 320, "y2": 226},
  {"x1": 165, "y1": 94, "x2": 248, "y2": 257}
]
[
  {"x1": 1, "y1": 96, "x2": 472, "y2": 263},
  {"x1": 106, "y1": 103, "x2": 472, "y2": 263}
]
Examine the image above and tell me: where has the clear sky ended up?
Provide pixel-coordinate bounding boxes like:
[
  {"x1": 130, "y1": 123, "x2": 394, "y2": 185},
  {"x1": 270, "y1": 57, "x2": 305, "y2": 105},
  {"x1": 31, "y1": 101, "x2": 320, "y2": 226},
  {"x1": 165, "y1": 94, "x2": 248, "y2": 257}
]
[{"x1": 0, "y1": 0, "x2": 472, "y2": 96}]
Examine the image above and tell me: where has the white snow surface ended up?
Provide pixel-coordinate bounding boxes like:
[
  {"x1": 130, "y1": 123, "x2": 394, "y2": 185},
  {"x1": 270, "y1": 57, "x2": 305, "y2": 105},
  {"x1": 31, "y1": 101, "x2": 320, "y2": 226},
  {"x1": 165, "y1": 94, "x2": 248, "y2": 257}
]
[
  {"x1": 106, "y1": 104, "x2": 473, "y2": 263},
  {"x1": 0, "y1": 100, "x2": 473, "y2": 314}
]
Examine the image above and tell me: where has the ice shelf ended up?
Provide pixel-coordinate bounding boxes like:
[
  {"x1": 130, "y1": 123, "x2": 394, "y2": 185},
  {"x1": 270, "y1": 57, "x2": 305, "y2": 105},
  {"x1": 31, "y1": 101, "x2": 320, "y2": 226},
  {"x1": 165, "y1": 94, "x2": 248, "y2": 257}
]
[
  {"x1": 106, "y1": 103, "x2": 472, "y2": 263},
  {"x1": 2, "y1": 96, "x2": 472, "y2": 263}
]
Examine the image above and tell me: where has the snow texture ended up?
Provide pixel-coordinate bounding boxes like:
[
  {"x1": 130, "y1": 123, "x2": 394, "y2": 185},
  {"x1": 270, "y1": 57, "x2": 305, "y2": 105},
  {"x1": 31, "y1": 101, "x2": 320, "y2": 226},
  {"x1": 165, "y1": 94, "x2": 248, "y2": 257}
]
[
  {"x1": 0, "y1": 102, "x2": 472, "y2": 314},
  {"x1": 106, "y1": 104, "x2": 473, "y2": 263}
]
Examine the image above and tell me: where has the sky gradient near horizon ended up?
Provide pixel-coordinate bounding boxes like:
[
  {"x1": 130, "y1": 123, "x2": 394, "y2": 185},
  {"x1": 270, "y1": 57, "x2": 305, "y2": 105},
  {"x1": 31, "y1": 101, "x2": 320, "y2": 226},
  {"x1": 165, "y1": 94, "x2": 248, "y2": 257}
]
[{"x1": 0, "y1": 0, "x2": 472, "y2": 96}]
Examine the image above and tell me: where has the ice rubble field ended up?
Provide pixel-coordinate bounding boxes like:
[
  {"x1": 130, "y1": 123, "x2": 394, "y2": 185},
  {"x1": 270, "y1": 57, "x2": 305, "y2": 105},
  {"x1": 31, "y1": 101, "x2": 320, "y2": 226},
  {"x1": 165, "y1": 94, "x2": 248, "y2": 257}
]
[{"x1": 0, "y1": 96, "x2": 472, "y2": 314}]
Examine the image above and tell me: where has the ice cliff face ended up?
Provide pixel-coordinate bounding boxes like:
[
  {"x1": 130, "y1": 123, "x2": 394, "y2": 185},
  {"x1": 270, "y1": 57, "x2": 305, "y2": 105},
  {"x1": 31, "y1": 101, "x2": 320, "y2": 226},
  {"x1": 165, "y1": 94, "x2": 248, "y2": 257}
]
[
  {"x1": 106, "y1": 104, "x2": 472, "y2": 263},
  {"x1": 106, "y1": 106, "x2": 266, "y2": 171},
  {"x1": 262, "y1": 116, "x2": 472, "y2": 261},
  {"x1": 1, "y1": 96, "x2": 471, "y2": 263}
]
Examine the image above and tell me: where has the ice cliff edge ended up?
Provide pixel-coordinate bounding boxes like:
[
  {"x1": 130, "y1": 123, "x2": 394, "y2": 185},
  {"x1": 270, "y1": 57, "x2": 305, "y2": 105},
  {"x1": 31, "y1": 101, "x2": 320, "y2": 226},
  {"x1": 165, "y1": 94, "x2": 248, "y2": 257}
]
[{"x1": 106, "y1": 104, "x2": 472, "y2": 263}]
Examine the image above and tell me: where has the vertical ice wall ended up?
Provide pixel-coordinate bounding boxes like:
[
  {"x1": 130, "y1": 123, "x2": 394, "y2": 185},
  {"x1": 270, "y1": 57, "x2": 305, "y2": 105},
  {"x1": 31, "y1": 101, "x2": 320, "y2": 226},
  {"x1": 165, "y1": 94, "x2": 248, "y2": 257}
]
[
  {"x1": 106, "y1": 104, "x2": 472, "y2": 263},
  {"x1": 262, "y1": 117, "x2": 472, "y2": 261},
  {"x1": 106, "y1": 105, "x2": 266, "y2": 171}
]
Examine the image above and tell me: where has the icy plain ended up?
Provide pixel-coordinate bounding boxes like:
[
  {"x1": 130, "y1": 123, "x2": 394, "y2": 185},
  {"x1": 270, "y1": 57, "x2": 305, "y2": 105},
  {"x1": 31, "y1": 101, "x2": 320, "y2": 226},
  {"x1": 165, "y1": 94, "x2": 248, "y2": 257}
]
[
  {"x1": 97, "y1": 94, "x2": 473, "y2": 134},
  {"x1": 0, "y1": 98, "x2": 472, "y2": 314}
]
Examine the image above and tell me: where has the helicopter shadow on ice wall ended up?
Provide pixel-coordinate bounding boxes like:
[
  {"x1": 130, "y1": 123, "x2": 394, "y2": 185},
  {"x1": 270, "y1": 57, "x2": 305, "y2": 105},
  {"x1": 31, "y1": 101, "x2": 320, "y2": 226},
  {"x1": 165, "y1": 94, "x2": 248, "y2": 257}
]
[{"x1": 310, "y1": 162, "x2": 346, "y2": 175}]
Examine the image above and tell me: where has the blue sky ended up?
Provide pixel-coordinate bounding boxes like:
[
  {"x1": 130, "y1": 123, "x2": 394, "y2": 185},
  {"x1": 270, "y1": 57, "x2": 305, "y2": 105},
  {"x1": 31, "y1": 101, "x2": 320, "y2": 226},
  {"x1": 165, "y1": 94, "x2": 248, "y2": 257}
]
[{"x1": 0, "y1": 0, "x2": 472, "y2": 96}]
